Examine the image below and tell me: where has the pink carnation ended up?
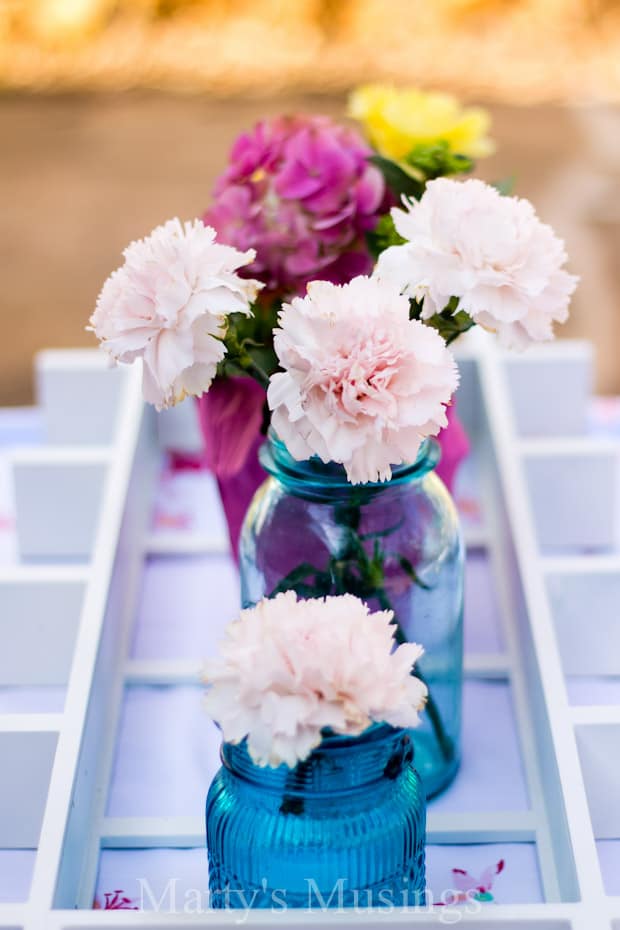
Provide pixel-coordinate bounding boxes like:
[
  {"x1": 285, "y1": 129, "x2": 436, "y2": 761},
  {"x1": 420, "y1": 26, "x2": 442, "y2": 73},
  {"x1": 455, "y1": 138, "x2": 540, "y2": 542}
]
[
  {"x1": 376, "y1": 178, "x2": 578, "y2": 349},
  {"x1": 204, "y1": 115, "x2": 385, "y2": 297},
  {"x1": 89, "y1": 219, "x2": 262, "y2": 409},
  {"x1": 203, "y1": 592, "x2": 427, "y2": 768},
  {"x1": 267, "y1": 276, "x2": 459, "y2": 484}
]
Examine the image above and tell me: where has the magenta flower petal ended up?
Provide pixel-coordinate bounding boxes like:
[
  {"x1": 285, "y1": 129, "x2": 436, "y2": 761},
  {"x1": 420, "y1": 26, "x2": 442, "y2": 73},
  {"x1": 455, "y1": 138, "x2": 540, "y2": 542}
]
[
  {"x1": 322, "y1": 250, "x2": 374, "y2": 284},
  {"x1": 275, "y1": 160, "x2": 324, "y2": 200},
  {"x1": 205, "y1": 114, "x2": 385, "y2": 297},
  {"x1": 356, "y1": 164, "x2": 386, "y2": 215},
  {"x1": 197, "y1": 375, "x2": 266, "y2": 477}
]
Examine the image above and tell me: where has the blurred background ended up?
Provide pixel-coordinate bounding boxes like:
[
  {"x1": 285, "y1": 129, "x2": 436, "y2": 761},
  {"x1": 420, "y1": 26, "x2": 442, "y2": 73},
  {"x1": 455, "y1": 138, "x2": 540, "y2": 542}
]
[{"x1": 1, "y1": 0, "x2": 620, "y2": 404}]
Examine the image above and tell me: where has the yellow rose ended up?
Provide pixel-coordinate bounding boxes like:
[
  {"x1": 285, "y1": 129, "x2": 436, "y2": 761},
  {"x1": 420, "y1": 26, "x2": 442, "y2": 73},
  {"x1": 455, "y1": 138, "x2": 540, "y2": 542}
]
[{"x1": 348, "y1": 84, "x2": 494, "y2": 160}]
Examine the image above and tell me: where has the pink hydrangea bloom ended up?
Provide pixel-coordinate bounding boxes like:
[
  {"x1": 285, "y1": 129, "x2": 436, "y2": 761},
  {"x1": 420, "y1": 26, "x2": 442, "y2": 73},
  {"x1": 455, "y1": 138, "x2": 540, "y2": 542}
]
[
  {"x1": 267, "y1": 276, "x2": 459, "y2": 484},
  {"x1": 376, "y1": 178, "x2": 578, "y2": 349},
  {"x1": 204, "y1": 115, "x2": 385, "y2": 297},
  {"x1": 203, "y1": 592, "x2": 427, "y2": 768},
  {"x1": 89, "y1": 219, "x2": 262, "y2": 409}
]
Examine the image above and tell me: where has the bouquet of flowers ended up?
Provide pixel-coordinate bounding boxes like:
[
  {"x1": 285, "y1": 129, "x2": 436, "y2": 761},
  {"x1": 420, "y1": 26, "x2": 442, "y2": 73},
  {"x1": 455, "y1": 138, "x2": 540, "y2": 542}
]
[
  {"x1": 90, "y1": 84, "x2": 577, "y2": 553},
  {"x1": 90, "y1": 86, "x2": 577, "y2": 794}
]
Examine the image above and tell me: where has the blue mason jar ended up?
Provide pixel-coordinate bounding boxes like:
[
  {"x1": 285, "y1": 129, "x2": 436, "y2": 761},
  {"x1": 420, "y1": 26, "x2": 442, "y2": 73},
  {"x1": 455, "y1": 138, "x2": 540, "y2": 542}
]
[
  {"x1": 206, "y1": 725, "x2": 426, "y2": 909},
  {"x1": 239, "y1": 433, "x2": 464, "y2": 798}
]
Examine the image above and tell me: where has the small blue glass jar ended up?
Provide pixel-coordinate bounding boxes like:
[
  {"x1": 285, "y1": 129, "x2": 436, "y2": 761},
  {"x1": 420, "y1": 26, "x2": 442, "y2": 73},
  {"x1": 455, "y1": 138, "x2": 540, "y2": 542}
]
[
  {"x1": 239, "y1": 433, "x2": 464, "y2": 798},
  {"x1": 206, "y1": 725, "x2": 426, "y2": 910}
]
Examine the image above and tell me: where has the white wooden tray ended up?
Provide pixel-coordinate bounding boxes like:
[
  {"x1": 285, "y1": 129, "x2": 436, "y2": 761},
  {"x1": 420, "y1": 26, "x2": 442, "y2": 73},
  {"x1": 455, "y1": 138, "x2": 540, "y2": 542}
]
[{"x1": 0, "y1": 334, "x2": 619, "y2": 929}]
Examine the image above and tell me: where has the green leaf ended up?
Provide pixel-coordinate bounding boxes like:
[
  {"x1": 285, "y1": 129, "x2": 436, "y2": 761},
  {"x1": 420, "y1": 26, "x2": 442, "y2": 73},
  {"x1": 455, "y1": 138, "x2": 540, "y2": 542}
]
[
  {"x1": 368, "y1": 154, "x2": 424, "y2": 200},
  {"x1": 269, "y1": 562, "x2": 327, "y2": 598},
  {"x1": 408, "y1": 298, "x2": 424, "y2": 321},
  {"x1": 493, "y1": 175, "x2": 516, "y2": 196},
  {"x1": 403, "y1": 140, "x2": 474, "y2": 180},
  {"x1": 366, "y1": 214, "x2": 407, "y2": 260},
  {"x1": 424, "y1": 306, "x2": 476, "y2": 345},
  {"x1": 397, "y1": 556, "x2": 432, "y2": 590},
  {"x1": 359, "y1": 517, "x2": 405, "y2": 541}
]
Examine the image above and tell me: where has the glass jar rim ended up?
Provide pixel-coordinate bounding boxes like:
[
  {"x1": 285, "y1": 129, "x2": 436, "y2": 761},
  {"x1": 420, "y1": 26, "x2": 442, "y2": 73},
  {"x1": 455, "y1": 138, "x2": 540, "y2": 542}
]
[
  {"x1": 260, "y1": 430, "x2": 440, "y2": 490},
  {"x1": 220, "y1": 723, "x2": 413, "y2": 796}
]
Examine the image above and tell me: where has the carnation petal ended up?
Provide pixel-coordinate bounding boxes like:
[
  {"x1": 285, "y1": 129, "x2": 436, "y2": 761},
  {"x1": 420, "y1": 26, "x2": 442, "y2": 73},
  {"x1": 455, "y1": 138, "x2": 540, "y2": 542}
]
[
  {"x1": 90, "y1": 219, "x2": 260, "y2": 407},
  {"x1": 268, "y1": 276, "x2": 457, "y2": 484},
  {"x1": 378, "y1": 178, "x2": 577, "y2": 349}
]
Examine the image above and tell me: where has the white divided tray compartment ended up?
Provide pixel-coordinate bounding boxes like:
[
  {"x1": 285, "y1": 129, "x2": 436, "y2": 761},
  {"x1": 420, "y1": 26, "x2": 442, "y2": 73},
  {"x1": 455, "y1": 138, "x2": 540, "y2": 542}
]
[{"x1": 0, "y1": 335, "x2": 619, "y2": 929}]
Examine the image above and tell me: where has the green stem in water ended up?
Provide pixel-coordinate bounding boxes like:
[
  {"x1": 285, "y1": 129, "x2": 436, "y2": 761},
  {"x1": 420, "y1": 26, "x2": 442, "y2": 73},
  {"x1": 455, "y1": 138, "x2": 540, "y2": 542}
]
[
  {"x1": 332, "y1": 504, "x2": 455, "y2": 766},
  {"x1": 268, "y1": 528, "x2": 455, "y2": 767}
]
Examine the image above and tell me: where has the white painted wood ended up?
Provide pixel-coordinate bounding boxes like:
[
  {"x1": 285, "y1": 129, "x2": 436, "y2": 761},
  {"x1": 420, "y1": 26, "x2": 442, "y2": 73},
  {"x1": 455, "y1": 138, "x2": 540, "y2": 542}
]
[
  {"x1": 463, "y1": 525, "x2": 491, "y2": 549},
  {"x1": 574, "y1": 723, "x2": 620, "y2": 839},
  {"x1": 124, "y1": 659, "x2": 202, "y2": 686},
  {"x1": 36, "y1": 349, "x2": 126, "y2": 446},
  {"x1": 0, "y1": 575, "x2": 85, "y2": 685},
  {"x1": 503, "y1": 342, "x2": 593, "y2": 438},
  {"x1": 476, "y1": 441, "x2": 562, "y2": 902},
  {"x1": 123, "y1": 654, "x2": 510, "y2": 688},
  {"x1": 0, "y1": 713, "x2": 63, "y2": 732},
  {"x1": 571, "y1": 706, "x2": 620, "y2": 726},
  {"x1": 11, "y1": 448, "x2": 110, "y2": 559},
  {"x1": 0, "y1": 902, "x2": 28, "y2": 927},
  {"x1": 463, "y1": 652, "x2": 511, "y2": 678},
  {"x1": 546, "y1": 568, "x2": 620, "y2": 676},
  {"x1": 99, "y1": 810, "x2": 538, "y2": 849},
  {"x1": 37, "y1": 900, "x2": 592, "y2": 927},
  {"x1": 477, "y1": 342, "x2": 606, "y2": 904},
  {"x1": 144, "y1": 532, "x2": 228, "y2": 557},
  {"x1": 521, "y1": 439, "x2": 619, "y2": 551},
  {"x1": 69, "y1": 414, "x2": 160, "y2": 911},
  {"x1": 26, "y1": 365, "x2": 153, "y2": 917},
  {"x1": 541, "y1": 554, "x2": 620, "y2": 574},
  {"x1": 0, "y1": 720, "x2": 60, "y2": 846}
]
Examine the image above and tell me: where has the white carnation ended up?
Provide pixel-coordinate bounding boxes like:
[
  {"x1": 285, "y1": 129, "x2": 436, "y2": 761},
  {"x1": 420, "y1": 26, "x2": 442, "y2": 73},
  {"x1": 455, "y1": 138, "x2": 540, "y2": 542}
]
[
  {"x1": 89, "y1": 218, "x2": 262, "y2": 409},
  {"x1": 203, "y1": 592, "x2": 427, "y2": 768},
  {"x1": 376, "y1": 178, "x2": 578, "y2": 349}
]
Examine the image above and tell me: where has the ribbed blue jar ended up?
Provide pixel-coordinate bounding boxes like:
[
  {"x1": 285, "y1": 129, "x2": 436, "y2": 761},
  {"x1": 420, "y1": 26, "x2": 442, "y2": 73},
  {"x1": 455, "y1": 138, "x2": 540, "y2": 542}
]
[
  {"x1": 206, "y1": 725, "x2": 426, "y2": 910},
  {"x1": 239, "y1": 434, "x2": 464, "y2": 798}
]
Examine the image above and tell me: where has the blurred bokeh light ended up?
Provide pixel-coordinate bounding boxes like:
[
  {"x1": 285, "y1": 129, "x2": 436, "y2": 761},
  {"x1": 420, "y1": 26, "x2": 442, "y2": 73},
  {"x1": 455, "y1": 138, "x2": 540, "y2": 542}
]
[{"x1": 2, "y1": 0, "x2": 620, "y2": 99}]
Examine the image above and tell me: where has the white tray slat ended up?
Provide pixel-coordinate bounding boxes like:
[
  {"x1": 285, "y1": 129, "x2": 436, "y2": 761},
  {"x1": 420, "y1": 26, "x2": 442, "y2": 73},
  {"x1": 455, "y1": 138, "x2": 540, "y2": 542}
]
[
  {"x1": 0, "y1": 573, "x2": 85, "y2": 686},
  {"x1": 0, "y1": 718, "x2": 60, "y2": 847},
  {"x1": 477, "y1": 342, "x2": 605, "y2": 905},
  {"x1": 36, "y1": 349, "x2": 127, "y2": 447},
  {"x1": 502, "y1": 340, "x2": 594, "y2": 439},
  {"x1": 11, "y1": 448, "x2": 110, "y2": 560},
  {"x1": 521, "y1": 440, "x2": 619, "y2": 551}
]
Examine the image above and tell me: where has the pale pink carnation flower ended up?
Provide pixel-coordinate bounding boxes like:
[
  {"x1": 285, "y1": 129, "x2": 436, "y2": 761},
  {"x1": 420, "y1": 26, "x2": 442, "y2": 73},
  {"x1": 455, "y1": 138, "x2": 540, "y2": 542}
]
[
  {"x1": 376, "y1": 178, "x2": 578, "y2": 349},
  {"x1": 89, "y1": 218, "x2": 262, "y2": 409},
  {"x1": 267, "y1": 276, "x2": 459, "y2": 484},
  {"x1": 203, "y1": 592, "x2": 427, "y2": 768}
]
